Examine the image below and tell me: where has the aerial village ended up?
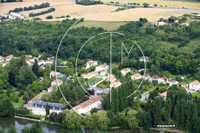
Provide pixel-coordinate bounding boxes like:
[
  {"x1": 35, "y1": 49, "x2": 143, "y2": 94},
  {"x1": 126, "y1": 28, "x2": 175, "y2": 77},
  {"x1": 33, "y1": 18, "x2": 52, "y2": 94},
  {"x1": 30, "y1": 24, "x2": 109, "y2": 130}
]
[{"x1": 1, "y1": 54, "x2": 199, "y2": 116}]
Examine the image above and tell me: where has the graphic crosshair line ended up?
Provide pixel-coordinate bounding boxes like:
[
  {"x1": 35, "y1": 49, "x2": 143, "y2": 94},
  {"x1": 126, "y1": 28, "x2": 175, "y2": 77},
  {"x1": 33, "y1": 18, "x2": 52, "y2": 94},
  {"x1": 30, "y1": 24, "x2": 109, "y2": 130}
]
[{"x1": 98, "y1": 32, "x2": 124, "y2": 102}]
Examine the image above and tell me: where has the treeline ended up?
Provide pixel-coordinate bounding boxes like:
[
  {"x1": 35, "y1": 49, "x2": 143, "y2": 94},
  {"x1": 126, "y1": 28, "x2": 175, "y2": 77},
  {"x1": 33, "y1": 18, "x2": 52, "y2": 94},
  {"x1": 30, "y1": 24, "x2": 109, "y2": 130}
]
[
  {"x1": 8, "y1": 2, "x2": 50, "y2": 13},
  {"x1": 0, "y1": 18, "x2": 199, "y2": 80},
  {"x1": 29, "y1": 8, "x2": 55, "y2": 17},
  {"x1": 75, "y1": 0, "x2": 102, "y2": 5},
  {"x1": 1, "y1": 0, "x2": 22, "y2": 3}
]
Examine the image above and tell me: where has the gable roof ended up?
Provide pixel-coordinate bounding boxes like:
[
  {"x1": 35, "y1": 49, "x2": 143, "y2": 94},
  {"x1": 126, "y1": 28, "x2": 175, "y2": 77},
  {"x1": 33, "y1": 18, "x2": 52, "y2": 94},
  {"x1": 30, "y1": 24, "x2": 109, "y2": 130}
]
[
  {"x1": 144, "y1": 73, "x2": 150, "y2": 77},
  {"x1": 110, "y1": 81, "x2": 121, "y2": 87},
  {"x1": 160, "y1": 91, "x2": 167, "y2": 97},
  {"x1": 192, "y1": 80, "x2": 200, "y2": 85},
  {"x1": 50, "y1": 71, "x2": 61, "y2": 76},
  {"x1": 121, "y1": 68, "x2": 131, "y2": 72},
  {"x1": 151, "y1": 75, "x2": 159, "y2": 79},
  {"x1": 52, "y1": 79, "x2": 63, "y2": 84},
  {"x1": 161, "y1": 76, "x2": 168, "y2": 80},
  {"x1": 72, "y1": 95, "x2": 102, "y2": 111},
  {"x1": 178, "y1": 82, "x2": 187, "y2": 86},
  {"x1": 107, "y1": 76, "x2": 116, "y2": 81},
  {"x1": 88, "y1": 60, "x2": 98, "y2": 64},
  {"x1": 133, "y1": 73, "x2": 142, "y2": 78},
  {"x1": 139, "y1": 56, "x2": 150, "y2": 60},
  {"x1": 82, "y1": 71, "x2": 97, "y2": 78}
]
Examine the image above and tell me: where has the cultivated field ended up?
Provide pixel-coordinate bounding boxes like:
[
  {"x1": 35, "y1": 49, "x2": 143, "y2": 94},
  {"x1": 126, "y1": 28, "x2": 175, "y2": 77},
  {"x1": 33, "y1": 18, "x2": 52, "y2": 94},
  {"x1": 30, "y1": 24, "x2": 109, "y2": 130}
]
[
  {"x1": 73, "y1": 21, "x2": 128, "y2": 31},
  {"x1": 0, "y1": 0, "x2": 200, "y2": 22}
]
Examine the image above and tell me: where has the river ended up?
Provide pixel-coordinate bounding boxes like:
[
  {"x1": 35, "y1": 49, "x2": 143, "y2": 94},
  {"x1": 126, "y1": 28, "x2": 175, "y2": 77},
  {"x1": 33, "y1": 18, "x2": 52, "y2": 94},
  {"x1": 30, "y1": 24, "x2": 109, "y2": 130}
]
[{"x1": 0, "y1": 117, "x2": 169, "y2": 133}]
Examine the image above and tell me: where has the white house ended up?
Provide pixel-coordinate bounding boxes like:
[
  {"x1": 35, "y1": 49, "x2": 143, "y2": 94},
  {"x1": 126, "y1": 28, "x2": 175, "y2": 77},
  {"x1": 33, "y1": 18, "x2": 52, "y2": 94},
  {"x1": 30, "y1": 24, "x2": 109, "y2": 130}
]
[
  {"x1": 181, "y1": 76, "x2": 186, "y2": 80},
  {"x1": 100, "y1": 71, "x2": 106, "y2": 76},
  {"x1": 167, "y1": 79, "x2": 179, "y2": 87},
  {"x1": 120, "y1": 68, "x2": 131, "y2": 76},
  {"x1": 107, "y1": 76, "x2": 116, "y2": 83},
  {"x1": 160, "y1": 91, "x2": 167, "y2": 101},
  {"x1": 189, "y1": 80, "x2": 200, "y2": 91},
  {"x1": 82, "y1": 71, "x2": 98, "y2": 79},
  {"x1": 95, "y1": 64, "x2": 108, "y2": 72},
  {"x1": 45, "y1": 59, "x2": 54, "y2": 65},
  {"x1": 51, "y1": 79, "x2": 63, "y2": 87},
  {"x1": 72, "y1": 95, "x2": 102, "y2": 114},
  {"x1": 149, "y1": 75, "x2": 159, "y2": 83},
  {"x1": 2, "y1": 61, "x2": 9, "y2": 67},
  {"x1": 139, "y1": 56, "x2": 150, "y2": 62},
  {"x1": 38, "y1": 59, "x2": 45, "y2": 66},
  {"x1": 143, "y1": 73, "x2": 150, "y2": 80},
  {"x1": 9, "y1": 12, "x2": 24, "y2": 19},
  {"x1": 158, "y1": 76, "x2": 168, "y2": 84},
  {"x1": 110, "y1": 81, "x2": 121, "y2": 88},
  {"x1": 86, "y1": 60, "x2": 98, "y2": 69},
  {"x1": 131, "y1": 73, "x2": 142, "y2": 80},
  {"x1": 180, "y1": 23, "x2": 189, "y2": 27},
  {"x1": 6, "y1": 55, "x2": 13, "y2": 62},
  {"x1": 178, "y1": 82, "x2": 188, "y2": 88}
]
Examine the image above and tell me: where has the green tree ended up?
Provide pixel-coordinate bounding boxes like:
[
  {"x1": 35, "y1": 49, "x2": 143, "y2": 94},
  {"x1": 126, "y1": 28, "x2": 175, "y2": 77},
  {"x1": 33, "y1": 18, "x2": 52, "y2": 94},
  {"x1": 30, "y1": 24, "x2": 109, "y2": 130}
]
[
  {"x1": 164, "y1": 98, "x2": 171, "y2": 124},
  {"x1": 31, "y1": 49, "x2": 39, "y2": 57},
  {"x1": 16, "y1": 66, "x2": 36, "y2": 90},
  {"x1": 125, "y1": 110, "x2": 139, "y2": 130},
  {"x1": 0, "y1": 94, "x2": 14, "y2": 117},
  {"x1": 8, "y1": 125, "x2": 16, "y2": 133},
  {"x1": 46, "y1": 103, "x2": 49, "y2": 115},
  {"x1": 21, "y1": 126, "x2": 31, "y2": 133},
  {"x1": 32, "y1": 59, "x2": 39, "y2": 77},
  {"x1": 143, "y1": 112, "x2": 152, "y2": 129},
  {"x1": 62, "y1": 111, "x2": 82, "y2": 129},
  {"x1": 90, "y1": 108, "x2": 98, "y2": 114}
]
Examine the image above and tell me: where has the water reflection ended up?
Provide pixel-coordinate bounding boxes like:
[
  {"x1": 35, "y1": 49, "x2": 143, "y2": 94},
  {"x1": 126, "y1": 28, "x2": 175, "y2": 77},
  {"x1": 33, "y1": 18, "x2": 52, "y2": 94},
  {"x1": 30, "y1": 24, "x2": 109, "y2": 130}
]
[{"x1": 0, "y1": 117, "x2": 169, "y2": 133}]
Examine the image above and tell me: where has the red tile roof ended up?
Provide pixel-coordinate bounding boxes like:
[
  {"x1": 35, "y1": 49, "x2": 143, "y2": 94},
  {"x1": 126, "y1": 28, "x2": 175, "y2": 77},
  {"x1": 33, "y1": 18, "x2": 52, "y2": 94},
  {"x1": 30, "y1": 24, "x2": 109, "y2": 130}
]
[
  {"x1": 72, "y1": 95, "x2": 102, "y2": 111},
  {"x1": 133, "y1": 73, "x2": 141, "y2": 78}
]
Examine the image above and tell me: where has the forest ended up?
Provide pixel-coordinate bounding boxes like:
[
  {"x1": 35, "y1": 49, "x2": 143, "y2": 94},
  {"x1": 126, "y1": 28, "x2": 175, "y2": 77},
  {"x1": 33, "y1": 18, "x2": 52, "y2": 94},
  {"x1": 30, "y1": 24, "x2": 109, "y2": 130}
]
[{"x1": 0, "y1": 18, "x2": 199, "y2": 80}]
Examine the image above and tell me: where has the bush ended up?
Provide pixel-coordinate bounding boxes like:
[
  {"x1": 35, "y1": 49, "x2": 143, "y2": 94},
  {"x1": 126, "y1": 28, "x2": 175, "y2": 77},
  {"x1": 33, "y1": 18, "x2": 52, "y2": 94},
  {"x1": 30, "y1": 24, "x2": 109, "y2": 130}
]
[
  {"x1": 15, "y1": 113, "x2": 42, "y2": 120},
  {"x1": 46, "y1": 15, "x2": 53, "y2": 19},
  {"x1": 15, "y1": 107, "x2": 29, "y2": 114},
  {"x1": 29, "y1": 8, "x2": 55, "y2": 17}
]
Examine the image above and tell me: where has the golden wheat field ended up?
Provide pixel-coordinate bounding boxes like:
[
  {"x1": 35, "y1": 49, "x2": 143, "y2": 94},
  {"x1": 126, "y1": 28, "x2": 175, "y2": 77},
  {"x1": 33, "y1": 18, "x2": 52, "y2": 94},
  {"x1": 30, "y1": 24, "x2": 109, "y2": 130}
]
[{"x1": 0, "y1": 0, "x2": 200, "y2": 22}]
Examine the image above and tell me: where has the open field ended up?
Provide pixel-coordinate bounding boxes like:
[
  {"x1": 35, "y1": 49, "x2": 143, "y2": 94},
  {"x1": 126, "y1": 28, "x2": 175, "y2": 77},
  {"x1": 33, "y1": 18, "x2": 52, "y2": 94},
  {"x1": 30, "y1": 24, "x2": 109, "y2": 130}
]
[
  {"x1": 0, "y1": 0, "x2": 200, "y2": 22},
  {"x1": 73, "y1": 21, "x2": 128, "y2": 31},
  {"x1": 108, "y1": 0, "x2": 200, "y2": 9}
]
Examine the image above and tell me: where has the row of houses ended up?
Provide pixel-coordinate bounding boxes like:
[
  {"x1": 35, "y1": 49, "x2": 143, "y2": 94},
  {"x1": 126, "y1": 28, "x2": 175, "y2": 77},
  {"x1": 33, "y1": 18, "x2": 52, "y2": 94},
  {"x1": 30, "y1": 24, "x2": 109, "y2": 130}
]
[
  {"x1": 131, "y1": 72, "x2": 200, "y2": 91},
  {"x1": 150, "y1": 20, "x2": 190, "y2": 27},
  {"x1": 86, "y1": 57, "x2": 150, "y2": 70}
]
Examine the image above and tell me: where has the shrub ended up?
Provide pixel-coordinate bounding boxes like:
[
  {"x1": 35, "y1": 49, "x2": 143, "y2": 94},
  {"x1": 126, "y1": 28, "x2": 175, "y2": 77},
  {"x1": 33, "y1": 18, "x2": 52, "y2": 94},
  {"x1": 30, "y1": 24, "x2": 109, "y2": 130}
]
[
  {"x1": 46, "y1": 15, "x2": 53, "y2": 19},
  {"x1": 15, "y1": 107, "x2": 29, "y2": 114},
  {"x1": 29, "y1": 8, "x2": 55, "y2": 17}
]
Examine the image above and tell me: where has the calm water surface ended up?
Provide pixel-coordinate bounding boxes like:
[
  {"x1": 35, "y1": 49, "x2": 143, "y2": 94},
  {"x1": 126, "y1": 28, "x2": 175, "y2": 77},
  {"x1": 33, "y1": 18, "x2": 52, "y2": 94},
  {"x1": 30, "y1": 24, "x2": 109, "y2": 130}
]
[{"x1": 0, "y1": 117, "x2": 169, "y2": 133}]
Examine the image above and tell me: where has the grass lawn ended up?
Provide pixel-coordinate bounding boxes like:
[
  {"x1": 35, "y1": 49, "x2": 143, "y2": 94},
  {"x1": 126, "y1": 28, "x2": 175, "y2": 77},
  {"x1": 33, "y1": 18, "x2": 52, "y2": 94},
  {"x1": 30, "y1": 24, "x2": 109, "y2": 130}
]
[
  {"x1": 192, "y1": 92, "x2": 200, "y2": 97},
  {"x1": 87, "y1": 77, "x2": 102, "y2": 84},
  {"x1": 73, "y1": 21, "x2": 128, "y2": 31},
  {"x1": 142, "y1": 85, "x2": 155, "y2": 94},
  {"x1": 12, "y1": 96, "x2": 24, "y2": 107},
  {"x1": 97, "y1": 81, "x2": 109, "y2": 89}
]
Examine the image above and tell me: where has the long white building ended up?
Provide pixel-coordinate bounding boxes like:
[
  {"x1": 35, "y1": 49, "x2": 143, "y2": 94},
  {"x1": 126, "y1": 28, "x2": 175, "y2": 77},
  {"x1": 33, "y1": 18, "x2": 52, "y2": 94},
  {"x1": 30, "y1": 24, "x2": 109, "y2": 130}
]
[{"x1": 72, "y1": 95, "x2": 102, "y2": 114}]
